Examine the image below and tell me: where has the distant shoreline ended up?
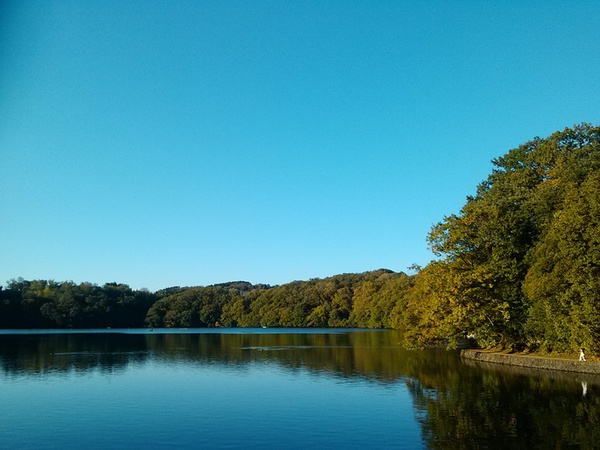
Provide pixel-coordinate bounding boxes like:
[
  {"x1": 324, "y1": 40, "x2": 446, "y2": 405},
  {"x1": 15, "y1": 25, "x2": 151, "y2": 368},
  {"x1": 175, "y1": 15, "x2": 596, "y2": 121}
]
[{"x1": 461, "y1": 349, "x2": 600, "y2": 375}]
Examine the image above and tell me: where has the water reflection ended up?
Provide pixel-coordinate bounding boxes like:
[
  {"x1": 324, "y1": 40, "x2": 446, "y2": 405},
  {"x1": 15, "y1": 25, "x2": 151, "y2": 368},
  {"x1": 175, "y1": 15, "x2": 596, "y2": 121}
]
[
  {"x1": 0, "y1": 329, "x2": 413, "y2": 382},
  {"x1": 412, "y1": 356, "x2": 600, "y2": 449},
  {"x1": 1, "y1": 329, "x2": 599, "y2": 448},
  {"x1": 0, "y1": 332, "x2": 150, "y2": 377}
]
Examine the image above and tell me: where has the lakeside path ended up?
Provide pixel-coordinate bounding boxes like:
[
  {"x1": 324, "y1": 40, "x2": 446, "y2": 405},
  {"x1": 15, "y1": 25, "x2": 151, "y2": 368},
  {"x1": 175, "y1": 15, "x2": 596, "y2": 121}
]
[{"x1": 461, "y1": 349, "x2": 600, "y2": 375}]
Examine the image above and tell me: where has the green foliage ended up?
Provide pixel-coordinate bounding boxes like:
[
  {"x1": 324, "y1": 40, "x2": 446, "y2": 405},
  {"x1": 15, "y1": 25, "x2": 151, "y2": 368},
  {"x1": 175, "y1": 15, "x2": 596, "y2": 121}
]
[
  {"x1": 524, "y1": 172, "x2": 600, "y2": 352},
  {"x1": 1, "y1": 270, "x2": 415, "y2": 330},
  {"x1": 0, "y1": 279, "x2": 156, "y2": 328},
  {"x1": 350, "y1": 271, "x2": 412, "y2": 328},
  {"x1": 145, "y1": 282, "x2": 260, "y2": 328},
  {"x1": 145, "y1": 270, "x2": 412, "y2": 330},
  {"x1": 405, "y1": 123, "x2": 600, "y2": 352}
]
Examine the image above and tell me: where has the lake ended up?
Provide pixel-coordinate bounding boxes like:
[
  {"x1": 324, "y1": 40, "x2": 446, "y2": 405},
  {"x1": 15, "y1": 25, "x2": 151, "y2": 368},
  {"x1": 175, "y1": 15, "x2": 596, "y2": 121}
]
[{"x1": 1, "y1": 329, "x2": 599, "y2": 449}]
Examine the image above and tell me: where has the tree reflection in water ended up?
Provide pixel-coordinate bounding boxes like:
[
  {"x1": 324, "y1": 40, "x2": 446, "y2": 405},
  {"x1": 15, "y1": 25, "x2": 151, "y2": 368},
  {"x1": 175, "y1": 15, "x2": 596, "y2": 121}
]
[
  {"x1": 1, "y1": 329, "x2": 599, "y2": 448},
  {"x1": 409, "y1": 356, "x2": 600, "y2": 449}
]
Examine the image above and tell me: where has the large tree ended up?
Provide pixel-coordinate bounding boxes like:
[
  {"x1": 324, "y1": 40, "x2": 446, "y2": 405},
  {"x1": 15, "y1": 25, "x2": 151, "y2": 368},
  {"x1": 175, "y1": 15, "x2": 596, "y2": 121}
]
[{"x1": 407, "y1": 123, "x2": 600, "y2": 350}]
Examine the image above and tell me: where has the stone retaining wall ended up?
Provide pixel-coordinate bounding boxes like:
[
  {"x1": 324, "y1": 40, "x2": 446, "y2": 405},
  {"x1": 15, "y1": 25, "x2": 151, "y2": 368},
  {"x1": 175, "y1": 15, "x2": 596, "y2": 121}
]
[{"x1": 460, "y1": 349, "x2": 600, "y2": 375}]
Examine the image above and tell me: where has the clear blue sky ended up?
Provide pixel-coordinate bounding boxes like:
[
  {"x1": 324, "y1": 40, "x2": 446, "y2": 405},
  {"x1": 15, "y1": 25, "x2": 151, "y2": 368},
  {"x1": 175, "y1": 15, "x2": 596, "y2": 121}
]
[{"x1": 1, "y1": 1, "x2": 598, "y2": 291}]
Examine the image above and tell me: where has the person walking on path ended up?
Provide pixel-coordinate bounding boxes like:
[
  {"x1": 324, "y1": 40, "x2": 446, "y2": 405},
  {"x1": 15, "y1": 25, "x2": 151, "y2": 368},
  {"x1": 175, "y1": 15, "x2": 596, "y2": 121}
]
[{"x1": 580, "y1": 348, "x2": 587, "y2": 362}]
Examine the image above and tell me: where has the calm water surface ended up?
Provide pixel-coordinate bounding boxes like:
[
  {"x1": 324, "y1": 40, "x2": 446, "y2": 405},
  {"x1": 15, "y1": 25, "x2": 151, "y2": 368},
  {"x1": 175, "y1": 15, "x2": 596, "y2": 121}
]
[{"x1": 1, "y1": 329, "x2": 599, "y2": 449}]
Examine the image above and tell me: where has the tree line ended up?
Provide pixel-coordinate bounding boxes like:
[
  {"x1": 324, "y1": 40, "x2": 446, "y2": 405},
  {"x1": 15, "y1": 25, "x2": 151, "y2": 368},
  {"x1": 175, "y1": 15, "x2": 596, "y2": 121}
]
[
  {"x1": 0, "y1": 280, "x2": 156, "y2": 329},
  {"x1": 0, "y1": 269, "x2": 412, "y2": 330},
  {"x1": 2, "y1": 123, "x2": 599, "y2": 354}
]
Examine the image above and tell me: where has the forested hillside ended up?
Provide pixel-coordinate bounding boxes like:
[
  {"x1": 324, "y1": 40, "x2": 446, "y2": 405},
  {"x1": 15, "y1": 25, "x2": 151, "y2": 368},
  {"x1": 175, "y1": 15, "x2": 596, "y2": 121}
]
[
  {"x1": 2, "y1": 124, "x2": 599, "y2": 355},
  {"x1": 0, "y1": 270, "x2": 412, "y2": 330},
  {"x1": 0, "y1": 280, "x2": 156, "y2": 328}
]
